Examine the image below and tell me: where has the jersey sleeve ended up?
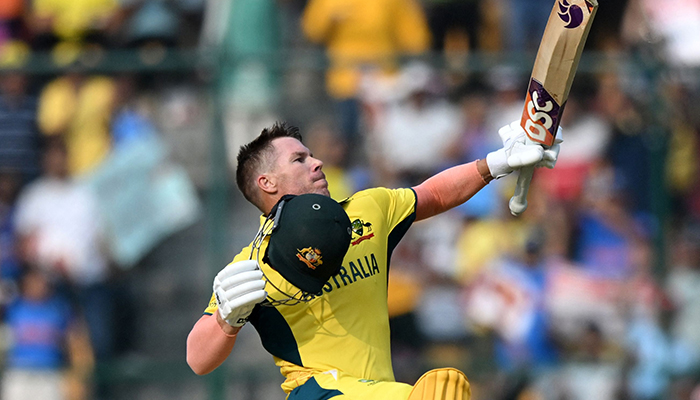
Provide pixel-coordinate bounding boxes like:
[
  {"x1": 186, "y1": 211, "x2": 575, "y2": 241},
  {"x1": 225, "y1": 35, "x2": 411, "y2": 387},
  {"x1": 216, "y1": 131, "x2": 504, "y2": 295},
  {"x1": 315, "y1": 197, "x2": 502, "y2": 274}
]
[
  {"x1": 363, "y1": 187, "x2": 417, "y2": 232},
  {"x1": 203, "y1": 293, "x2": 218, "y2": 316}
]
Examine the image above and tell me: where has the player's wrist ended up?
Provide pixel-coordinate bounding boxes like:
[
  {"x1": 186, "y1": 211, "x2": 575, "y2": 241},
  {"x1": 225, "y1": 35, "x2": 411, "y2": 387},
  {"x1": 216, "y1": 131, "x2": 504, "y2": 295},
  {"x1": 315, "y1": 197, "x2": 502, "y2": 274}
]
[
  {"x1": 216, "y1": 311, "x2": 241, "y2": 337},
  {"x1": 485, "y1": 148, "x2": 511, "y2": 179},
  {"x1": 476, "y1": 158, "x2": 494, "y2": 184}
]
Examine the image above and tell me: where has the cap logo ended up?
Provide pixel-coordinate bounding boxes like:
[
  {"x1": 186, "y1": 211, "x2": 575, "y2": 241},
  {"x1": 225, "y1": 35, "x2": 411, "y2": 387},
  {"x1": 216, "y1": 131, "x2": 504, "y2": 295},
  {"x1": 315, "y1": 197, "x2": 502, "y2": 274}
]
[{"x1": 296, "y1": 247, "x2": 323, "y2": 270}]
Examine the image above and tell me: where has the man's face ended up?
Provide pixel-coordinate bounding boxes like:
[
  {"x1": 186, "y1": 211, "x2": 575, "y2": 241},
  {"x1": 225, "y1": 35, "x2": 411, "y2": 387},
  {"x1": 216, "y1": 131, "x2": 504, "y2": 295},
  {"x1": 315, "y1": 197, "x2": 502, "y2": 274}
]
[{"x1": 267, "y1": 137, "x2": 329, "y2": 197}]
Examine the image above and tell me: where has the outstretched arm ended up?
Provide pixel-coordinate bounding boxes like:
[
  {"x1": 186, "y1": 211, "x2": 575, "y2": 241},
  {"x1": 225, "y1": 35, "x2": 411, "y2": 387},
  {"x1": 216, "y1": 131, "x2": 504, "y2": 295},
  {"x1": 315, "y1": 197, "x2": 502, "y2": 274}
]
[
  {"x1": 412, "y1": 121, "x2": 561, "y2": 221},
  {"x1": 412, "y1": 160, "x2": 491, "y2": 221}
]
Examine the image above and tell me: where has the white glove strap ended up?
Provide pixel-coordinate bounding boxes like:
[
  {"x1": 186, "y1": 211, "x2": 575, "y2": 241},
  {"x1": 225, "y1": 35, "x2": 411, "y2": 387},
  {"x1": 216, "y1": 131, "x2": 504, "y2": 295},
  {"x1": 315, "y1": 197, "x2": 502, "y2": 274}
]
[{"x1": 486, "y1": 148, "x2": 511, "y2": 179}]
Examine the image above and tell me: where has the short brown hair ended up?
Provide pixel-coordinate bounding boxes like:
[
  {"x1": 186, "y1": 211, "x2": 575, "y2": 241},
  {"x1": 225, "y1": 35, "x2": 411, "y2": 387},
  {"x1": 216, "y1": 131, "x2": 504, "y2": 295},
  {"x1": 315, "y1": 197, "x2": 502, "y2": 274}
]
[{"x1": 236, "y1": 122, "x2": 303, "y2": 211}]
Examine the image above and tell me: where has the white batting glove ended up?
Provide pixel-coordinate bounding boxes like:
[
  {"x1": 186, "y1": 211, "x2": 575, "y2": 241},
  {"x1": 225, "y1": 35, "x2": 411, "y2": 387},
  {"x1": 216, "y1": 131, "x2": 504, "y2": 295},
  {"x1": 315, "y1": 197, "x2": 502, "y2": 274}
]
[
  {"x1": 485, "y1": 121, "x2": 563, "y2": 179},
  {"x1": 213, "y1": 260, "x2": 267, "y2": 328},
  {"x1": 536, "y1": 131, "x2": 563, "y2": 169}
]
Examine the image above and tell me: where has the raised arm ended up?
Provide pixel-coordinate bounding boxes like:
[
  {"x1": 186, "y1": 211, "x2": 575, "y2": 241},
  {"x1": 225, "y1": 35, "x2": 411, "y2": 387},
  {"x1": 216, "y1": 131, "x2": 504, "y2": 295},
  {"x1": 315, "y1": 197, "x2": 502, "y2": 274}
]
[
  {"x1": 412, "y1": 160, "x2": 491, "y2": 221},
  {"x1": 412, "y1": 121, "x2": 561, "y2": 221}
]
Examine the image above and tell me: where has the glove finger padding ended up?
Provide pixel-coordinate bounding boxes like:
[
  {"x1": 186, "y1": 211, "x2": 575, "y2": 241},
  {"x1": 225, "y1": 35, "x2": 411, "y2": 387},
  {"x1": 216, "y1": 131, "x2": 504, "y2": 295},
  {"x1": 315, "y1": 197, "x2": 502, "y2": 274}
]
[
  {"x1": 216, "y1": 259, "x2": 260, "y2": 280},
  {"x1": 536, "y1": 127, "x2": 563, "y2": 169},
  {"x1": 489, "y1": 120, "x2": 541, "y2": 179},
  {"x1": 213, "y1": 260, "x2": 267, "y2": 327},
  {"x1": 497, "y1": 120, "x2": 523, "y2": 146},
  {"x1": 220, "y1": 288, "x2": 267, "y2": 327},
  {"x1": 227, "y1": 290, "x2": 268, "y2": 312},
  {"x1": 488, "y1": 120, "x2": 566, "y2": 179},
  {"x1": 219, "y1": 279, "x2": 267, "y2": 300},
  {"x1": 217, "y1": 270, "x2": 264, "y2": 291},
  {"x1": 507, "y1": 143, "x2": 544, "y2": 169},
  {"x1": 537, "y1": 143, "x2": 560, "y2": 169},
  {"x1": 216, "y1": 285, "x2": 268, "y2": 327}
]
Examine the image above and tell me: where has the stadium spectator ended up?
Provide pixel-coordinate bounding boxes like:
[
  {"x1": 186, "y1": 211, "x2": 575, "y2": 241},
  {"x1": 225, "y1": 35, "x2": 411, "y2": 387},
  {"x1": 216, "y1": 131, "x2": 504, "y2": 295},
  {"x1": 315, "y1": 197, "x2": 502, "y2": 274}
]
[
  {"x1": 0, "y1": 169, "x2": 22, "y2": 285},
  {"x1": 464, "y1": 227, "x2": 561, "y2": 397},
  {"x1": 121, "y1": 0, "x2": 179, "y2": 49},
  {"x1": 25, "y1": 0, "x2": 123, "y2": 50},
  {"x1": 0, "y1": 41, "x2": 40, "y2": 299},
  {"x1": 1, "y1": 267, "x2": 94, "y2": 400},
  {"x1": 199, "y1": 0, "x2": 281, "y2": 171},
  {"x1": 478, "y1": 229, "x2": 559, "y2": 367},
  {"x1": 0, "y1": 40, "x2": 41, "y2": 183},
  {"x1": 446, "y1": 78, "x2": 498, "y2": 166},
  {"x1": 13, "y1": 137, "x2": 115, "y2": 361},
  {"x1": 623, "y1": 307, "x2": 676, "y2": 400},
  {"x1": 665, "y1": 222, "x2": 700, "y2": 367},
  {"x1": 110, "y1": 73, "x2": 157, "y2": 147},
  {"x1": 484, "y1": 65, "x2": 527, "y2": 138},
  {"x1": 37, "y1": 70, "x2": 117, "y2": 176},
  {"x1": 621, "y1": 0, "x2": 700, "y2": 67},
  {"x1": 423, "y1": 0, "x2": 483, "y2": 52},
  {"x1": 301, "y1": 0, "x2": 431, "y2": 150},
  {"x1": 559, "y1": 322, "x2": 625, "y2": 400},
  {"x1": 585, "y1": 0, "x2": 630, "y2": 51},
  {"x1": 597, "y1": 73, "x2": 652, "y2": 215},
  {"x1": 502, "y1": 0, "x2": 552, "y2": 52},
  {"x1": 365, "y1": 62, "x2": 462, "y2": 187},
  {"x1": 571, "y1": 164, "x2": 648, "y2": 279},
  {"x1": 615, "y1": 222, "x2": 695, "y2": 400}
]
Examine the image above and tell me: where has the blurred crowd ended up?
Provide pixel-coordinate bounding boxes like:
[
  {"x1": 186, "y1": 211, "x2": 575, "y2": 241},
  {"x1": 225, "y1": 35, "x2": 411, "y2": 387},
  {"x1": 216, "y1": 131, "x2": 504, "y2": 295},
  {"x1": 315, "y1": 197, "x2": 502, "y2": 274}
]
[
  {"x1": 1, "y1": 0, "x2": 700, "y2": 400},
  {"x1": 0, "y1": 1, "x2": 205, "y2": 399}
]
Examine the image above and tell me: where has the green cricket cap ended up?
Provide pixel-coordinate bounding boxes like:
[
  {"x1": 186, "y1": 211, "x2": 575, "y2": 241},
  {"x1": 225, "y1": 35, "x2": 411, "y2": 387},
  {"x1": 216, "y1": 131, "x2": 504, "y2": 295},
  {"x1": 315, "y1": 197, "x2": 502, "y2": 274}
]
[{"x1": 264, "y1": 194, "x2": 352, "y2": 294}]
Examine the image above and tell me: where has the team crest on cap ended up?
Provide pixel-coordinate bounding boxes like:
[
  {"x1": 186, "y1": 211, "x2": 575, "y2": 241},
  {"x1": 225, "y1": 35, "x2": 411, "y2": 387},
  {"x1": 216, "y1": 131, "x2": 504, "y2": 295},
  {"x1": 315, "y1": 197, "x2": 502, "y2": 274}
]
[{"x1": 297, "y1": 247, "x2": 323, "y2": 270}]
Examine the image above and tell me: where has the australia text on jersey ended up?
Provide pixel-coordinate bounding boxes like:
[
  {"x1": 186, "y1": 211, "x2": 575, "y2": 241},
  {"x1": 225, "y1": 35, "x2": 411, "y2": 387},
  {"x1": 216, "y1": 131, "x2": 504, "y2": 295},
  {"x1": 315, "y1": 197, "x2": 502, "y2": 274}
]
[{"x1": 321, "y1": 253, "x2": 380, "y2": 293}]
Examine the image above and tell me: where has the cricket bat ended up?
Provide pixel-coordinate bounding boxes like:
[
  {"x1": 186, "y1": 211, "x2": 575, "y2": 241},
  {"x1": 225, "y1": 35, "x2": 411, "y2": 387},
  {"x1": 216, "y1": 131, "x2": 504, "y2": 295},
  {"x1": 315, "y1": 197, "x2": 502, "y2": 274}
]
[{"x1": 509, "y1": 0, "x2": 598, "y2": 216}]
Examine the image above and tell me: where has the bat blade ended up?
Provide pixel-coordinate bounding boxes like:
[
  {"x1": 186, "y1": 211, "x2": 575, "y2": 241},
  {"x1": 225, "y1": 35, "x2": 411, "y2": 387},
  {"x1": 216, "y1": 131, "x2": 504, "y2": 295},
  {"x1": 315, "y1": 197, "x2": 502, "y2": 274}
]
[{"x1": 509, "y1": 0, "x2": 598, "y2": 216}]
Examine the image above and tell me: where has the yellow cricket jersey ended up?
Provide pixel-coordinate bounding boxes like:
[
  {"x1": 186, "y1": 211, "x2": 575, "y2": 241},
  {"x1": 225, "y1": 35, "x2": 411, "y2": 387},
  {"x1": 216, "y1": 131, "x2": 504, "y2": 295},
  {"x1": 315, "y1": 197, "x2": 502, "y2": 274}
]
[{"x1": 204, "y1": 187, "x2": 417, "y2": 393}]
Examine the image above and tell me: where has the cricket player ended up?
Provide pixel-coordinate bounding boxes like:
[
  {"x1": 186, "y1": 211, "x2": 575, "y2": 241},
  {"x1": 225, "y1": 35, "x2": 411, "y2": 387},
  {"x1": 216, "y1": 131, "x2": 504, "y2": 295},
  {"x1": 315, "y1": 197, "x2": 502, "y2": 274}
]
[{"x1": 186, "y1": 121, "x2": 560, "y2": 399}]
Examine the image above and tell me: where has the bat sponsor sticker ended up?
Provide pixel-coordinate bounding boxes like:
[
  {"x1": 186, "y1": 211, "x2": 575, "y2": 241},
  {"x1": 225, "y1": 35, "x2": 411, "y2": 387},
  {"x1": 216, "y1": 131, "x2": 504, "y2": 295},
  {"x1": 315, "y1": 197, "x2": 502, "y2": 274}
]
[{"x1": 521, "y1": 79, "x2": 562, "y2": 146}]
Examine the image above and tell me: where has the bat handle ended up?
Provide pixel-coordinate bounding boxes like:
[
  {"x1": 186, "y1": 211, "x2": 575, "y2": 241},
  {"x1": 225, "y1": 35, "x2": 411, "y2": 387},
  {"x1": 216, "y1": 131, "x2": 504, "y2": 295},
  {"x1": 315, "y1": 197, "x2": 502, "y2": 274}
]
[{"x1": 509, "y1": 165, "x2": 534, "y2": 216}]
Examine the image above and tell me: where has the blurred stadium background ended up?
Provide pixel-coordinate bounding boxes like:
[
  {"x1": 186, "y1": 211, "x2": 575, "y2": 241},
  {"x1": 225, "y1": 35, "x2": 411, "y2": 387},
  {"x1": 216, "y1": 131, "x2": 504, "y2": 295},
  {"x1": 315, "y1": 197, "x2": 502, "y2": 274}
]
[{"x1": 1, "y1": 0, "x2": 700, "y2": 399}]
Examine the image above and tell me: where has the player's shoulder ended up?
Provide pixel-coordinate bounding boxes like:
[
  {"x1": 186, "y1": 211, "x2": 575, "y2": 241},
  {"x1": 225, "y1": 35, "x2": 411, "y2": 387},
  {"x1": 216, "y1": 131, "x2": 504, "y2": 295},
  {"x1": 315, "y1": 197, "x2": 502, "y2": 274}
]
[
  {"x1": 341, "y1": 187, "x2": 416, "y2": 209},
  {"x1": 230, "y1": 243, "x2": 256, "y2": 264},
  {"x1": 342, "y1": 186, "x2": 406, "y2": 201}
]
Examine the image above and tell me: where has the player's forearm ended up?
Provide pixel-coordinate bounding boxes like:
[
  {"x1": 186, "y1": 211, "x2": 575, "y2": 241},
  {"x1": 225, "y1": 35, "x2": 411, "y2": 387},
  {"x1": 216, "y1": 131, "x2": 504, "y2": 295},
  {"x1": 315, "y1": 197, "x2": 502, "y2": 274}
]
[
  {"x1": 186, "y1": 314, "x2": 239, "y2": 375},
  {"x1": 412, "y1": 160, "x2": 492, "y2": 221}
]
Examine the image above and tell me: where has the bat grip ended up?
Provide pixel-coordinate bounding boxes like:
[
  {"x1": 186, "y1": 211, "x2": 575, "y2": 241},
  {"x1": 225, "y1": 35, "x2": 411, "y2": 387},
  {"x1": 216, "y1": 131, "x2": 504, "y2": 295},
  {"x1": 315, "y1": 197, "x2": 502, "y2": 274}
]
[{"x1": 509, "y1": 165, "x2": 534, "y2": 216}]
